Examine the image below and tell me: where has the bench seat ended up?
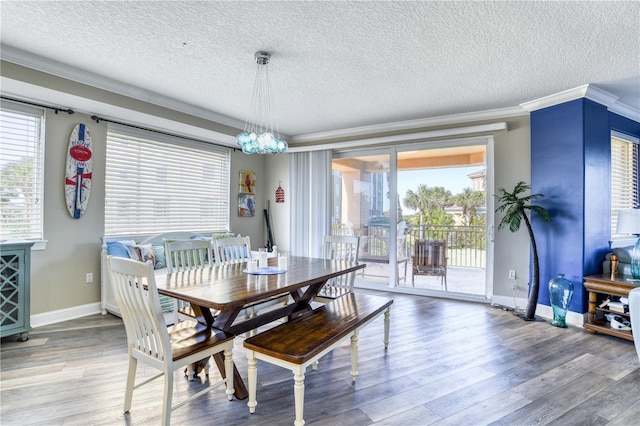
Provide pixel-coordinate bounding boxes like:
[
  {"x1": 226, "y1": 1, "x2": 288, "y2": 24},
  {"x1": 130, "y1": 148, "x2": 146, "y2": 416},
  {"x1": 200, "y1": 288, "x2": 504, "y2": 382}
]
[{"x1": 243, "y1": 292, "x2": 393, "y2": 426}]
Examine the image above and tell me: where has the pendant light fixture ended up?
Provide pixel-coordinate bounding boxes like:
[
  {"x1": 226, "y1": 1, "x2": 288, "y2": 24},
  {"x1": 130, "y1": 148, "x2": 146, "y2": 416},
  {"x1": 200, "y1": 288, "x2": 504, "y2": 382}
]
[{"x1": 236, "y1": 51, "x2": 288, "y2": 154}]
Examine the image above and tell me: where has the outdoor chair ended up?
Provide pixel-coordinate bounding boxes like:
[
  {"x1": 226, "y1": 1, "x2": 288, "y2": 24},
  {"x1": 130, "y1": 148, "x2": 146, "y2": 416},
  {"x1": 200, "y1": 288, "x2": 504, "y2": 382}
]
[
  {"x1": 107, "y1": 256, "x2": 234, "y2": 426},
  {"x1": 412, "y1": 239, "x2": 448, "y2": 290}
]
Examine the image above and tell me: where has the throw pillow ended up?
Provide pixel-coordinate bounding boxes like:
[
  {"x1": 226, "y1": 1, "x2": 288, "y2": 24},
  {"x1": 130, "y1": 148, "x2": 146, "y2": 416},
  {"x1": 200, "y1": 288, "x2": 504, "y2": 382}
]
[
  {"x1": 151, "y1": 243, "x2": 166, "y2": 269},
  {"x1": 106, "y1": 240, "x2": 136, "y2": 258},
  {"x1": 125, "y1": 244, "x2": 159, "y2": 269}
]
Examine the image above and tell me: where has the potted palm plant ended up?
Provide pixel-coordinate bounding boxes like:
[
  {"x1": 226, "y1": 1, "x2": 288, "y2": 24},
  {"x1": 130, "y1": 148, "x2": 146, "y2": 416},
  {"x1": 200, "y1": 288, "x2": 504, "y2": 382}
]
[{"x1": 495, "y1": 181, "x2": 551, "y2": 320}]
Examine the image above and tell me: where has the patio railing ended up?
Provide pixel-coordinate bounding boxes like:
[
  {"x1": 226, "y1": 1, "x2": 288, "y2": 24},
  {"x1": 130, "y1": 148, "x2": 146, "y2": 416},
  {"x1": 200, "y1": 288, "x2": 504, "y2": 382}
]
[
  {"x1": 332, "y1": 223, "x2": 486, "y2": 269},
  {"x1": 407, "y1": 224, "x2": 486, "y2": 268}
]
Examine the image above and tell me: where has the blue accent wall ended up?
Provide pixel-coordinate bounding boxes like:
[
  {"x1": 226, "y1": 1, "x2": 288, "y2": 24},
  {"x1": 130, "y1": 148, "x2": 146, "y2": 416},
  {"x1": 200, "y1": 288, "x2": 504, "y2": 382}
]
[{"x1": 531, "y1": 99, "x2": 616, "y2": 314}]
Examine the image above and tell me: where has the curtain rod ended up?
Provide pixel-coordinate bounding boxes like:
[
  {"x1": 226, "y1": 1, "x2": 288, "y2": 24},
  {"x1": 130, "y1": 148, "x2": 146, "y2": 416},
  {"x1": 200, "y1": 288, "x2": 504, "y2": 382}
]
[
  {"x1": 90, "y1": 114, "x2": 237, "y2": 151},
  {"x1": 1, "y1": 95, "x2": 75, "y2": 115}
]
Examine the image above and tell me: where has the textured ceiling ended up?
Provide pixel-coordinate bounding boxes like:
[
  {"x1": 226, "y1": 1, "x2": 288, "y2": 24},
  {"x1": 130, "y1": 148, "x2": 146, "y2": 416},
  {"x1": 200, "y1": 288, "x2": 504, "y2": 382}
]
[{"x1": 1, "y1": 1, "x2": 639, "y2": 139}]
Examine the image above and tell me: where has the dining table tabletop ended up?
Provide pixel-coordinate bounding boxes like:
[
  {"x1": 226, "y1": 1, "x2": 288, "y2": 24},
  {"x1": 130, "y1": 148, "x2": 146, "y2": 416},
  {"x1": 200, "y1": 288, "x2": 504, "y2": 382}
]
[{"x1": 154, "y1": 255, "x2": 366, "y2": 399}]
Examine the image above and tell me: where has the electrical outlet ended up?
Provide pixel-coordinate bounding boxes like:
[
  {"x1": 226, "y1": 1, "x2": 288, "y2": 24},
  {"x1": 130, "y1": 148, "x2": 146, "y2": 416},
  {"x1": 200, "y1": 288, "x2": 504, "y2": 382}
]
[
  {"x1": 86, "y1": 273, "x2": 93, "y2": 283},
  {"x1": 508, "y1": 270, "x2": 516, "y2": 280}
]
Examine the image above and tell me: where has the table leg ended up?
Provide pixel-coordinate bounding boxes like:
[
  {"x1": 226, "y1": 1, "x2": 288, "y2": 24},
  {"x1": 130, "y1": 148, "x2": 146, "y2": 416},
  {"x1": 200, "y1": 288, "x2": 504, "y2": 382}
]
[{"x1": 191, "y1": 304, "x2": 248, "y2": 399}]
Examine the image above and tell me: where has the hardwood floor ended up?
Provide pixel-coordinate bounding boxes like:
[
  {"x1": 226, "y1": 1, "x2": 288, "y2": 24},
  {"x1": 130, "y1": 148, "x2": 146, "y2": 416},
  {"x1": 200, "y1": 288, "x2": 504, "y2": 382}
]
[{"x1": 2, "y1": 290, "x2": 639, "y2": 425}]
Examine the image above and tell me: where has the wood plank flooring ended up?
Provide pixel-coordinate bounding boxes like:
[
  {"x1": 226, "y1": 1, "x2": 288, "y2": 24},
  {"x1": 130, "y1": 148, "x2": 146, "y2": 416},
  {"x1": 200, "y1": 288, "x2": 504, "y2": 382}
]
[{"x1": 2, "y1": 290, "x2": 639, "y2": 425}]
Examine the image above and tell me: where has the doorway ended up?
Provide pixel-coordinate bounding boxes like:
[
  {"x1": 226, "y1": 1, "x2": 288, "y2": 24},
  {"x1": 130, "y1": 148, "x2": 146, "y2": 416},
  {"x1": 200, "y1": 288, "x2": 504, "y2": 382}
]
[{"x1": 331, "y1": 138, "x2": 493, "y2": 302}]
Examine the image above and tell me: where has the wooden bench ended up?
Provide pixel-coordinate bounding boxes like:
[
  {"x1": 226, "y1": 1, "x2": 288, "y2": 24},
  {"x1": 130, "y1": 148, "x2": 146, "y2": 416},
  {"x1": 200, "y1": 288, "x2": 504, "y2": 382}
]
[{"x1": 243, "y1": 292, "x2": 393, "y2": 426}]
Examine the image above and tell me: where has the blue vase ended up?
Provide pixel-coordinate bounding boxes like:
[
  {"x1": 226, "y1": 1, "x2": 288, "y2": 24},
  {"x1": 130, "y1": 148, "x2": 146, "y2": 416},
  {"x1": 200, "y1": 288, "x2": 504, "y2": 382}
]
[{"x1": 548, "y1": 273, "x2": 574, "y2": 328}]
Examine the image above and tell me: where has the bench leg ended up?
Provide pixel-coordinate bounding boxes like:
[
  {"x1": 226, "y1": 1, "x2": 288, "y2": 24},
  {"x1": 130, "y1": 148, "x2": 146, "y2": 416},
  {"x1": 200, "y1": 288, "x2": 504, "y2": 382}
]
[
  {"x1": 350, "y1": 330, "x2": 359, "y2": 382},
  {"x1": 384, "y1": 307, "x2": 391, "y2": 350},
  {"x1": 247, "y1": 351, "x2": 258, "y2": 414},
  {"x1": 293, "y1": 366, "x2": 306, "y2": 426}
]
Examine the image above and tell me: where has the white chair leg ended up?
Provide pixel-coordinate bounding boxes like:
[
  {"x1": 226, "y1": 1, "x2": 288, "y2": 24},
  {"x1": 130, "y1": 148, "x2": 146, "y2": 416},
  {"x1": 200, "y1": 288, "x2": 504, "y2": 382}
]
[
  {"x1": 384, "y1": 307, "x2": 391, "y2": 350},
  {"x1": 204, "y1": 358, "x2": 210, "y2": 377},
  {"x1": 186, "y1": 363, "x2": 195, "y2": 380},
  {"x1": 224, "y1": 347, "x2": 234, "y2": 400},
  {"x1": 247, "y1": 351, "x2": 258, "y2": 414},
  {"x1": 161, "y1": 369, "x2": 174, "y2": 426},
  {"x1": 173, "y1": 299, "x2": 179, "y2": 325},
  {"x1": 350, "y1": 330, "x2": 359, "y2": 382},
  {"x1": 124, "y1": 356, "x2": 137, "y2": 412},
  {"x1": 293, "y1": 366, "x2": 306, "y2": 426}
]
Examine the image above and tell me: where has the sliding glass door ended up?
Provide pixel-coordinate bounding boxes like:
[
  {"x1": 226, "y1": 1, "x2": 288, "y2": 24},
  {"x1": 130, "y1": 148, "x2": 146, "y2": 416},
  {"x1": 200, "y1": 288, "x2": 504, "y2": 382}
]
[
  {"x1": 331, "y1": 152, "x2": 396, "y2": 283},
  {"x1": 332, "y1": 137, "x2": 493, "y2": 301}
]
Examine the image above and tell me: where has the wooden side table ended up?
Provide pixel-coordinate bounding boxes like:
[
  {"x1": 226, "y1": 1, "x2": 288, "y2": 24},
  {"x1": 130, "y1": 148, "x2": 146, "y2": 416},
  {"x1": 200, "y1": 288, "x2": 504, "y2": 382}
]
[{"x1": 583, "y1": 274, "x2": 639, "y2": 342}]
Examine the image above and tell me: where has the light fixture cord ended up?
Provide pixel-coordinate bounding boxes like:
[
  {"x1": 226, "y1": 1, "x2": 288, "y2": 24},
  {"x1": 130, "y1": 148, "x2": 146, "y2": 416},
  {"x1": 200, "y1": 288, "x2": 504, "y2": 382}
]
[{"x1": 243, "y1": 56, "x2": 281, "y2": 139}]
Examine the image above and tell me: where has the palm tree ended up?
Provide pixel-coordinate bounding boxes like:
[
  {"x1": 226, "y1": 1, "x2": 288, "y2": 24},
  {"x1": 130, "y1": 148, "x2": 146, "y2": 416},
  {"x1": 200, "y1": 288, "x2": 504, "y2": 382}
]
[
  {"x1": 455, "y1": 187, "x2": 485, "y2": 225},
  {"x1": 495, "y1": 181, "x2": 551, "y2": 320},
  {"x1": 404, "y1": 185, "x2": 452, "y2": 237}
]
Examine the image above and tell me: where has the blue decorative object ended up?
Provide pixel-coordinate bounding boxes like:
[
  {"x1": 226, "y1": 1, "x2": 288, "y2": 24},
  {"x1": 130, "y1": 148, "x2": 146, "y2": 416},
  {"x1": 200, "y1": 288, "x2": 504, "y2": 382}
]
[
  {"x1": 548, "y1": 273, "x2": 574, "y2": 328},
  {"x1": 236, "y1": 51, "x2": 288, "y2": 154},
  {"x1": 632, "y1": 238, "x2": 640, "y2": 279}
]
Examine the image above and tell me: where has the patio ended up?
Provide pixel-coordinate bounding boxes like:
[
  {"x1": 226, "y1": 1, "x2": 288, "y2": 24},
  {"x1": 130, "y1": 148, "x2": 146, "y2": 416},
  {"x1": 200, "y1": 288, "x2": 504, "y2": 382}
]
[{"x1": 357, "y1": 262, "x2": 486, "y2": 295}]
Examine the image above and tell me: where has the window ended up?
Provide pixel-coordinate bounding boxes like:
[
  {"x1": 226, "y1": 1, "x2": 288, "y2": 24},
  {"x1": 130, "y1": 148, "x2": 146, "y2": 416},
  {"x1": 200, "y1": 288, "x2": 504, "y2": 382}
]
[
  {"x1": 611, "y1": 132, "x2": 639, "y2": 238},
  {"x1": 0, "y1": 100, "x2": 44, "y2": 240},
  {"x1": 105, "y1": 124, "x2": 230, "y2": 236}
]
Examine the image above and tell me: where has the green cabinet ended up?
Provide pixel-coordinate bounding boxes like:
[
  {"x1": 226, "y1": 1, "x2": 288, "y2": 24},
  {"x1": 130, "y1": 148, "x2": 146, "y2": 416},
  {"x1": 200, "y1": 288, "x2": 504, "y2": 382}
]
[{"x1": 1, "y1": 241, "x2": 34, "y2": 341}]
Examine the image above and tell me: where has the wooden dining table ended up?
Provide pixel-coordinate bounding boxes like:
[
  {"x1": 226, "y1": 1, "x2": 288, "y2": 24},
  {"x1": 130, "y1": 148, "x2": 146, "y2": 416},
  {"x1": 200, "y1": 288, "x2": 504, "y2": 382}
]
[{"x1": 155, "y1": 255, "x2": 365, "y2": 399}]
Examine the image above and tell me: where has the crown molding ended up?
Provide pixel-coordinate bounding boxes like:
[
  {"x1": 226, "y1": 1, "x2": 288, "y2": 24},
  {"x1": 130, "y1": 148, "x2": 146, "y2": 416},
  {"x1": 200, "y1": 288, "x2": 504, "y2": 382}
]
[
  {"x1": 0, "y1": 44, "x2": 245, "y2": 130},
  {"x1": 520, "y1": 84, "x2": 639, "y2": 122},
  {"x1": 287, "y1": 122, "x2": 507, "y2": 153},
  {"x1": 609, "y1": 101, "x2": 640, "y2": 122},
  {"x1": 291, "y1": 106, "x2": 526, "y2": 143}
]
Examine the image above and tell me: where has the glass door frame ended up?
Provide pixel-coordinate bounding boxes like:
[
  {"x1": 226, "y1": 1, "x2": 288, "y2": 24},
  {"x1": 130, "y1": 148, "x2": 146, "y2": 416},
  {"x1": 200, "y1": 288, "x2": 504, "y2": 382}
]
[{"x1": 334, "y1": 135, "x2": 494, "y2": 302}]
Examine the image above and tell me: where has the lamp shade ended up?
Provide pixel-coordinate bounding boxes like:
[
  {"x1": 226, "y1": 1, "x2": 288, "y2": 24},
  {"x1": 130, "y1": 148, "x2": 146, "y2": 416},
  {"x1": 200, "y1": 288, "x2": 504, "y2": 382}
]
[{"x1": 616, "y1": 208, "x2": 640, "y2": 234}]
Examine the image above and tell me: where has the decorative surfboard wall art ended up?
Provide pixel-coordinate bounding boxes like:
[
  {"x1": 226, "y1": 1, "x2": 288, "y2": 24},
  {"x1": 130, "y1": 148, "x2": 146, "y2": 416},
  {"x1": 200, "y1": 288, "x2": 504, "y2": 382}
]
[{"x1": 64, "y1": 123, "x2": 93, "y2": 219}]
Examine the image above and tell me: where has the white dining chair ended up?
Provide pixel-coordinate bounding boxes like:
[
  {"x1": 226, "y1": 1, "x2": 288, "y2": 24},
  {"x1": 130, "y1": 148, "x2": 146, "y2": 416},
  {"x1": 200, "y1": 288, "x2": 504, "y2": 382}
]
[
  {"x1": 107, "y1": 256, "x2": 234, "y2": 426},
  {"x1": 212, "y1": 236, "x2": 252, "y2": 265},
  {"x1": 165, "y1": 239, "x2": 212, "y2": 272},
  {"x1": 165, "y1": 239, "x2": 213, "y2": 323},
  {"x1": 314, "y1": 234, "x2": 360, "y2": 303},
  {"x1": 213, "y1": 235, "x2": 286, "y2": 333}
]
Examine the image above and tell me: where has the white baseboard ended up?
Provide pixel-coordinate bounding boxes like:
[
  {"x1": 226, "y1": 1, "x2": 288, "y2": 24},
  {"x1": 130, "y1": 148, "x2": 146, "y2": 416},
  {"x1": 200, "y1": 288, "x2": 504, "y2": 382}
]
[
  {"x1": 535, "y1": 303, "x2": 584, "y2": 327},
  {"x1": 30, "y1": 302, "x2": 102, "y2": 328}
]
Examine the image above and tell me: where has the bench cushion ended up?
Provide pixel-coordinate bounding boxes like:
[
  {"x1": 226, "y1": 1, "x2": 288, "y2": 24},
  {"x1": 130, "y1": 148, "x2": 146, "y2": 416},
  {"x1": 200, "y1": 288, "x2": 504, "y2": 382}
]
[{"x1": 244, "y1": 293, "x2": 392, "y2": 365}]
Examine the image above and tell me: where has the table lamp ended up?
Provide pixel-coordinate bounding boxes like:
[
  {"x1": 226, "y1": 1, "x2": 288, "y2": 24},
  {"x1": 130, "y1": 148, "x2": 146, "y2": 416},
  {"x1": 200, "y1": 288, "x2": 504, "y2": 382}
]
[{"x1": 616, "y1": 208, "x2": 640, "y2": 279}]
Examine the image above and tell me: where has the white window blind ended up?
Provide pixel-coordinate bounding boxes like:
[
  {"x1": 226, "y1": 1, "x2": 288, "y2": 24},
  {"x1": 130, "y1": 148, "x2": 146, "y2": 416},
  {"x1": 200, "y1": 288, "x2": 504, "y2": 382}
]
[
  {"x1": 0, "y1": 100, "x2": 44, "y2": 240},
  {"x1": 105, "y1": 124, "x2": 230, "y2": 236},
  {"x1": 611, "y1": 133, "x2": 639, "y2": 238}
]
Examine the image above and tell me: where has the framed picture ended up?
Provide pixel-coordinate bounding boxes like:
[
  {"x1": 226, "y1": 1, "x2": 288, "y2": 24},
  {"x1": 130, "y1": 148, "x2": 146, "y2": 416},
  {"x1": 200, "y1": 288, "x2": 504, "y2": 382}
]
[
  {"x1": 239, "y1": 170, "x2": 256, "y2": 194},
  {"x1": 238, "y1": 193, "x2": 255, "y2": 217}
]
